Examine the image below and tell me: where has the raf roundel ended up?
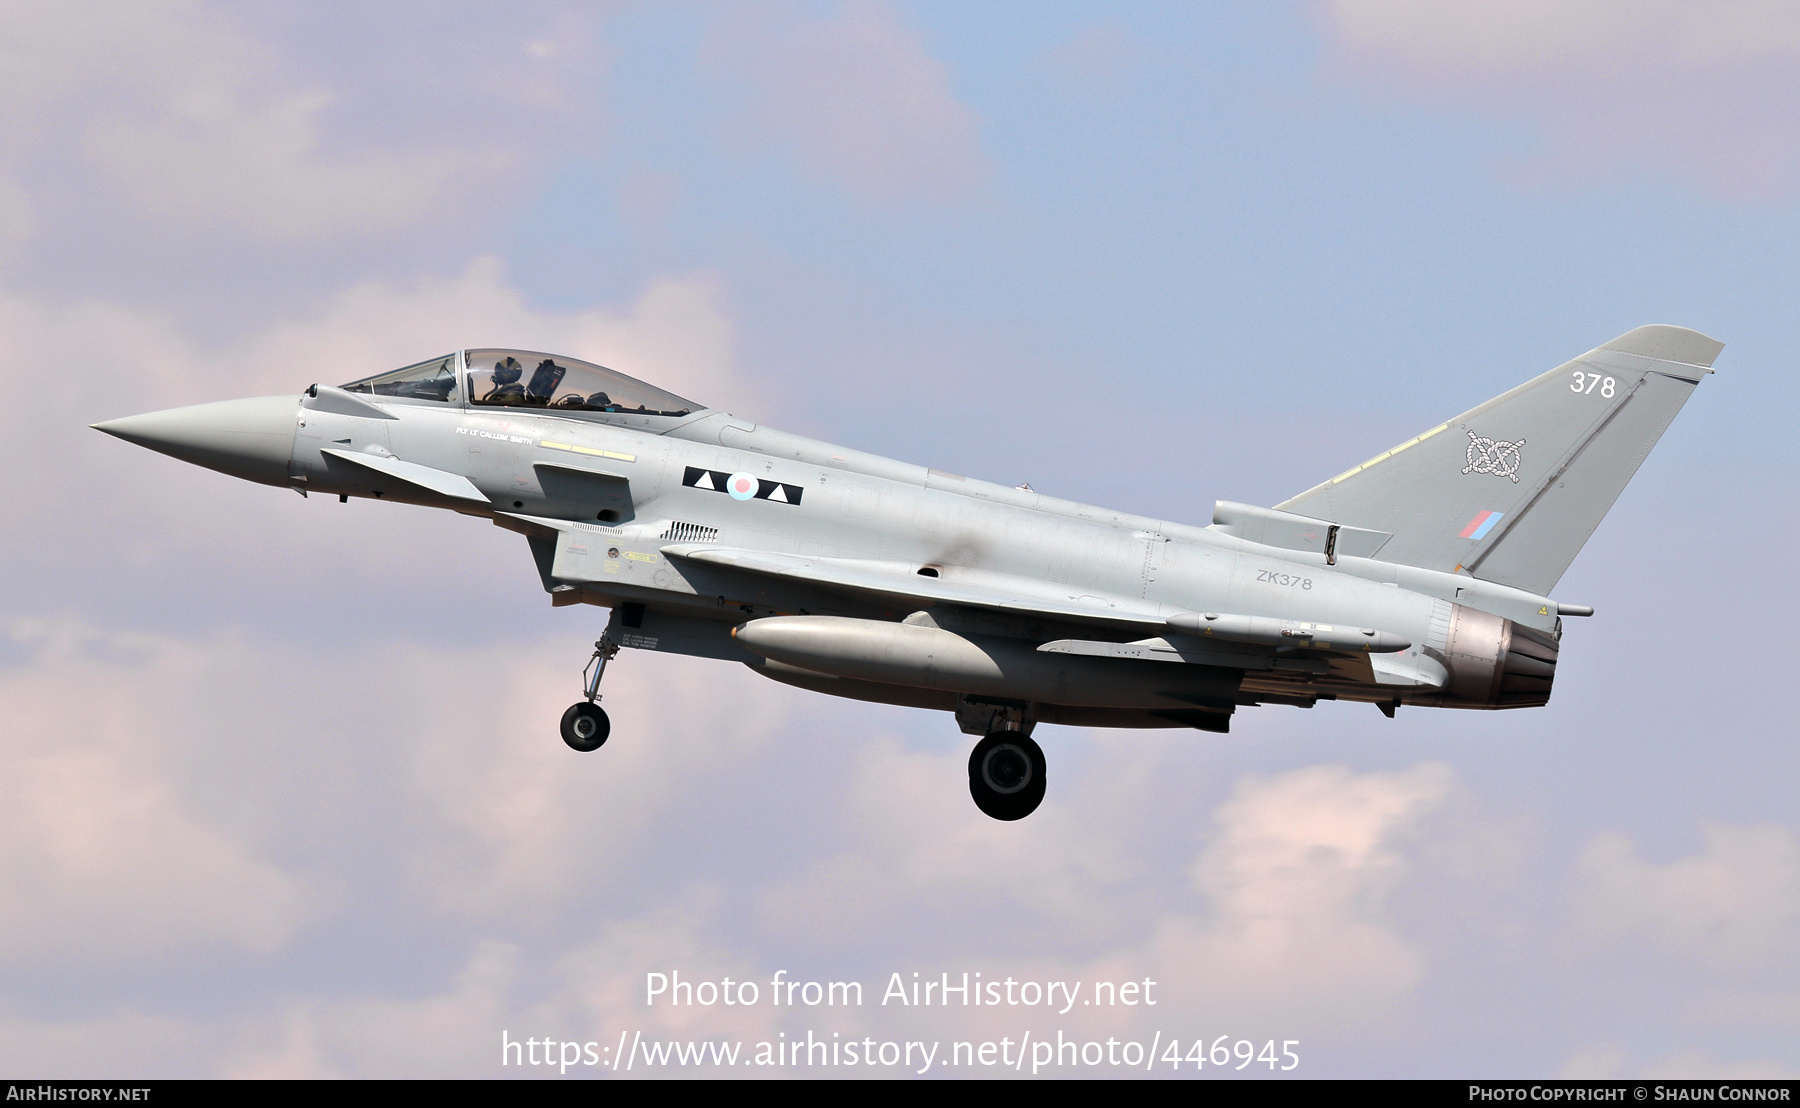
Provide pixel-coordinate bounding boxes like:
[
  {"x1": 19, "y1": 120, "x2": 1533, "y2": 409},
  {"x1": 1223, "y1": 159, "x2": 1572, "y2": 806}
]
[{"x1": 726, "y1": 472, "x2": 758, "y2": 501}]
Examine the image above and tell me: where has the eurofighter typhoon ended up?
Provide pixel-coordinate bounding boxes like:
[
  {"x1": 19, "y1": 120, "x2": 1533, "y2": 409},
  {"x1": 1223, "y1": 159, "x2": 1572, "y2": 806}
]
[{"x1": 93, "y1": 326, "x2": 1719, "y2": 819}]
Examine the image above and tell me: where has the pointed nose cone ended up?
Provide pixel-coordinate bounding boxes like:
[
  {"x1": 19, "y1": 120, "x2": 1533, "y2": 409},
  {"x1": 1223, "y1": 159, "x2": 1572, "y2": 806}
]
[{"x1": 93, "y1": 395, "x2": 300, "y2": 487}]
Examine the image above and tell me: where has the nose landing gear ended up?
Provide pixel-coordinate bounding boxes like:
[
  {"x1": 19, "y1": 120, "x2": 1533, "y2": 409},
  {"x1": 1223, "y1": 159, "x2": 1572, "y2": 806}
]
[
  {"x1": 968, "y1": 731, "x2": 1046, "y2": 821},
  {"x1": 560, "y1": 636, "x2": 618, "y2": 752}
]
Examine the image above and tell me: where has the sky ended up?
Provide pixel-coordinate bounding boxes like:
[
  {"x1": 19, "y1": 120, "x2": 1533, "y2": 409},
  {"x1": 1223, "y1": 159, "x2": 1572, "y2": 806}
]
[{"x1": 1, "y1": 0, "x2": 1797, "y2": 1080}]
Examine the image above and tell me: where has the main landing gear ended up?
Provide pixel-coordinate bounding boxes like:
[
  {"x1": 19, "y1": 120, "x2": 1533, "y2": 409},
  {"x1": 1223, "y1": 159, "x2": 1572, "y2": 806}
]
[
  {"x1": 560, "y1": 636, "x2": 618, "y2": 752},
  {"x1": 968, "y1": 731, "x2": 1046, "y2": 821}
]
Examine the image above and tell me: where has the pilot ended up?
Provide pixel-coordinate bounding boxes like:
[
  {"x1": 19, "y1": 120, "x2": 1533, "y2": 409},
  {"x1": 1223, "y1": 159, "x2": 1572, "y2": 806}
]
[{"x1": 482, "y1": 357, "x2": 525, "y2": 404}]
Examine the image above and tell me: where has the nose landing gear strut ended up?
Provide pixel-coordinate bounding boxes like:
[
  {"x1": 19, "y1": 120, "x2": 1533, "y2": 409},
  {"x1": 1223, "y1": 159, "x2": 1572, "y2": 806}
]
[{"x1": 560, "y1": 636, "x2": 618, "y2": 752}]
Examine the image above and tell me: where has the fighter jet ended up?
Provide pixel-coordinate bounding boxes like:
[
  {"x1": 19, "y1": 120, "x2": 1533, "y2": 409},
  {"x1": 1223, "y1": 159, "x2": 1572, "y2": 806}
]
[{"x1": 92, "y1": 327, "x2": 1718, "y2": 820}]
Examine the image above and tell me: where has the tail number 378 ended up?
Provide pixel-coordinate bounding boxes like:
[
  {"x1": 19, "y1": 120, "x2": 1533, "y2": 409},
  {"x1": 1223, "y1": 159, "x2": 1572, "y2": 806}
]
[{"x1": 1571, "y1": 371, "x2": 1615, "y2": 398}]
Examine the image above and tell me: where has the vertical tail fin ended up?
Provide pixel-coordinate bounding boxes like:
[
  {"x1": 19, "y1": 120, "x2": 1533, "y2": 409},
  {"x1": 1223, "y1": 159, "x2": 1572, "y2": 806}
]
[{"x1": 1277, "y1": 325, "x2": 1720, "y2": 594}]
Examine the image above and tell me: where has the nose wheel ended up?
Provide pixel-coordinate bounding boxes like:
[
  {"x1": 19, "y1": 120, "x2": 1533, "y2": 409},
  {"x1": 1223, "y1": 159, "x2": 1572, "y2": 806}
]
[
  {"x1": 561, "y1": 701, "x2": 610, "y2": 751},
  {"x1": 968, "y1": 731, "x2": 1046, "y2": 821},
  {"x1": 561, "y1": 637, "x2": 619, "y2": 752}
]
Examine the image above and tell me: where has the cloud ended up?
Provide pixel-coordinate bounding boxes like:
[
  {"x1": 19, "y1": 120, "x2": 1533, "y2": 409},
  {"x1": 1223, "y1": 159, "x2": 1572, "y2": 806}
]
[
  {"x1": 242, "y1": 258, "x2": 741, "y2": 414},
  {"x1": 0, "y1": 1, "x2": 598, "y2": 240},
  {"x1": 758, "y1": 734, "x2": 1163, "y2": 948},
  {"x1": 0, "y1": 176, "x2": 34, "y2": 247},
  {"x1": 549, "y1": 910, "x2": 793, "y2": 1045},
  {"x1": 0, "y1": 0, "x2": 460, "y2": 237},
  {"x1": 767, "y1": 752, "x2": 1458, "y2": 1033},
  {"x1": 1560, "y1": 1041, "x2": 1799, "y2": 1079},
  {"x1": 224, "y1": 940, "x2": 519, "y2": 1078},
  {"x1": 208, "y1": 753, "x2": 1466, "y2": 1076},
  {"x1": 0, "y1": 618, "x2": 310, "y2": 960},
  {"x1": 219, "y1": 747, "x2": 1467, "y2": 1077},
  {"x1": 1638, "y1": 1050, "x2": 1800, "y2": 1080},
  {"x1": 85, "y1": 89, "x2": 466, "y2": 240},
  {"x1": 0, "y1": 256, "x2": 757, "y2": 955},
  {"x1": 0, "y1": 605, "x2": 795, "y2": 980},
  {"x1": 1559, "y1": 1043, "x2": 1628, "y2": 1078},
  {"x1": 404, "y1": 648, "x2": 790, "y2": 917},
  {"x1": 704, "y1": 0, "x2": 992, "y2": 204},
  {"x1": 1574, "y1": 823, "x2": 1800, "y2": 968},
  {"x1": 0, "y1": 259, "x2": 741, "y2": 608},
  {"x1": 1134, "y1": 762, "x2": 1456, "y2": 1025},
  {"x1": 1322, "y1": 1, "x2": 1800, "y2": 69},
  {"x1": 0, "y1": 1008, "x2": 206, "y2": 1079},
  {"x1": 1316, "y1": 0, "x2": 1800, "y2": 198},
  {"x1": 1696, "y1": 990, "x2": 1800, "y2": 1028},
  {"x1": 864, "y1": 759, "x2": 1461, "y2": 1044},
  {"x1": 223, "y1": 912, "x2": 795, "y2": 1077}
]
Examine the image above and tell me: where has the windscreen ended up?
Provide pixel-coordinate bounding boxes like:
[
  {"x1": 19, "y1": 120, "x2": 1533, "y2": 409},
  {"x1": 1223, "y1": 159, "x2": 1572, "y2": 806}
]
[
  {"x1": 465, "y1": 349, "x2": 698, "y2": 416},
  {"x1": 339, "y1": 355, "x2": 460, "y2": 402}
]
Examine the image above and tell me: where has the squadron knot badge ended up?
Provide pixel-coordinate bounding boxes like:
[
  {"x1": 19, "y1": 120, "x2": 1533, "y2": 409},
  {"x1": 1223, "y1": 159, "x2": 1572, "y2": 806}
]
[{"x1": 1462, "y1": 429, "x2": 1525, "y2": 483}]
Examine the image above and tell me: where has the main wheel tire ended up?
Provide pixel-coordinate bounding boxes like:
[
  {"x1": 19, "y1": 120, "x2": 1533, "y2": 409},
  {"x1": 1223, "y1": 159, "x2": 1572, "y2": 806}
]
[
  {"x1": 560, "y1": 702, "x2": 610, "y2": 752},
  {"x1": 968, "y1": 732, "x2": 1045, "y2": 821}
]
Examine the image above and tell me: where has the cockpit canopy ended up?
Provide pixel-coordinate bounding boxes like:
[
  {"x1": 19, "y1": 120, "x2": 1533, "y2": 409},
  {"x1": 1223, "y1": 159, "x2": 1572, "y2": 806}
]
[
  {"x1": 338, "y1": 349, "x2": 700, "y2": 417},
  {"x1": 465, "y1": 349, "x2": 696, "y2": 416}
]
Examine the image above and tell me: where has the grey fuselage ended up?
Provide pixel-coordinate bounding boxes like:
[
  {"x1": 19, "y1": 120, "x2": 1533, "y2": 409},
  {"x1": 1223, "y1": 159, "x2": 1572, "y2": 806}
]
[
  {"x1": 100, "y1": 378, "x2": 1567, "y2": 733},
  {"x1": 133, "y1": 370, "x2": 1562, "y2": 737},
  {"x1": 104, "y1": 326, "x2": 1736, "y2": 736}
]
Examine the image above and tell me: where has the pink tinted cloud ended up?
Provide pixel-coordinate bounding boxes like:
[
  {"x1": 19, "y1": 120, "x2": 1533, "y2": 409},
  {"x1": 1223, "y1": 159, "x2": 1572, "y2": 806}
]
[
  {"x1": 0, "y1": 1, "x2": 599, "y2": 242},
  {"x1": 763, "y1": 748, "x2": 1459, "y2": 1035},
  {"x1": 0, "y1": 259, "x2": 743, "y2": 601},
  {"x1": 704, "y1": 0, "x2": 992, "y2": 204},
  {"x1": 1317, "y1": 0, "x2": 1800, "y2": 199}
]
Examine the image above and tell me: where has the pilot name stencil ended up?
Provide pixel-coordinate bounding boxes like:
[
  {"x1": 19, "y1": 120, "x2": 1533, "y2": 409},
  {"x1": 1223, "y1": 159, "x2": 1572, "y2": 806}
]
[
  {"x1": 456, "y1": 426, "x2": 533, "y2": 445},
  {"x1": 1461, "y1": 429, "x2": 1525, "y2": 483},
  {"x1": 683, "y1": 466, "x2": 804, "y2": 505}
]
